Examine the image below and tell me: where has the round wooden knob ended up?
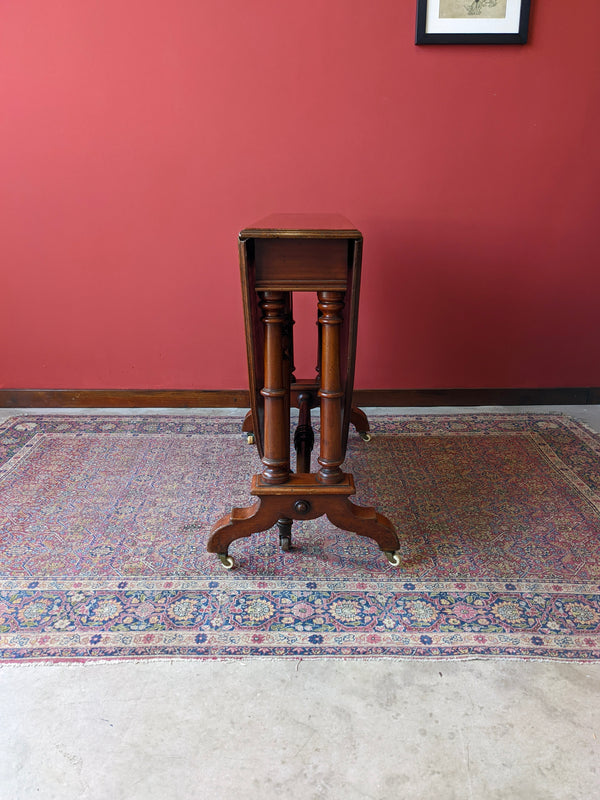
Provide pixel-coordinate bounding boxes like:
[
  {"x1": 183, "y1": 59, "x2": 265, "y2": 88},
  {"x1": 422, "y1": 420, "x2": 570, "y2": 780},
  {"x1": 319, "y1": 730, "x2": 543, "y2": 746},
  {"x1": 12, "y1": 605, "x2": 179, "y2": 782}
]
[{"x1": 294, "y1": 500, "x2": 311, "y2": 514}]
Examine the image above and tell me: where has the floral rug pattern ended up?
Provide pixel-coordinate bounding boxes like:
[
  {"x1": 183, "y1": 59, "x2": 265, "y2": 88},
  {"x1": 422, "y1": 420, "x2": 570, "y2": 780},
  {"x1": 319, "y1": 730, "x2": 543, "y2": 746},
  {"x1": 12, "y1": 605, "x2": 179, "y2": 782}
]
[{"x1": 1, "y1": 414, "x2": 599, "y2": 661}]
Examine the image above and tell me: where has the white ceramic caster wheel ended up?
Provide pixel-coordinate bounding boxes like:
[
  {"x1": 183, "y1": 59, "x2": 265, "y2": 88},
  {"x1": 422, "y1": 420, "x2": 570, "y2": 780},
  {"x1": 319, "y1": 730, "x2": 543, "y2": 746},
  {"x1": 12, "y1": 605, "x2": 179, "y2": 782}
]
[
  {"x1": 384, "y1": 550, "x2": 401, "y2": 567},
  {"x1": 219, "y1": 554, "x2": 235, "y2": 570},
  {"x1": 359, "y1": 431, "x2": 372, "y2": 442},
  {"x1": 247, "y1": 433, "x2": 255, "y2": 445}
]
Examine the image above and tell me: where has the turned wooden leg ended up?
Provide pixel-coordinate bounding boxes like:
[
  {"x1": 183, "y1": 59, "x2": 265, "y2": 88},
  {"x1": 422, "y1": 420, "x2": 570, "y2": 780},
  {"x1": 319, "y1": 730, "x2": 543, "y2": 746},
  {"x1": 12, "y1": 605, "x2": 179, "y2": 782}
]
[
  {"x1": 294, "y1": 391, "x2": 315, "y2": 473},
  {"x1": 316, "y1": 306, "x2": 323, "y2": 379},
  {"x1": 260, "y1": 291, "x2": 291, "y2": 485},
  {"x1": 317, "y1": 291, "x2": 345, "y2": 485},
  {"x1": 284, "y1": 293, "x2": 296, "y2": 384},
  {"x1": 282, "y1": 294, "x2": 293, "y2": 474}
]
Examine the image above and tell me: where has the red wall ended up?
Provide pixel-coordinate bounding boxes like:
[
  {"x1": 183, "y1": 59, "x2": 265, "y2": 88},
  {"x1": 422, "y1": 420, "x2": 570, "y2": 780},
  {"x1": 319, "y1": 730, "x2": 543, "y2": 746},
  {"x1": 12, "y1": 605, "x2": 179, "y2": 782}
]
[{"x1": 1, "y1": 0, "x2": 599, "y2": 391}]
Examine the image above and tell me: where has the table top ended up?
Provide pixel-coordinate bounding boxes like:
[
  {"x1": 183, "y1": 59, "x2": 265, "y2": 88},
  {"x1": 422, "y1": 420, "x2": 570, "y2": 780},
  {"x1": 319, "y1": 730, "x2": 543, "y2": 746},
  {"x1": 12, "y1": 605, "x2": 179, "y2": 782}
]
[{"x1": 240, "y1": 214, "x2": 361, "y2": 239}]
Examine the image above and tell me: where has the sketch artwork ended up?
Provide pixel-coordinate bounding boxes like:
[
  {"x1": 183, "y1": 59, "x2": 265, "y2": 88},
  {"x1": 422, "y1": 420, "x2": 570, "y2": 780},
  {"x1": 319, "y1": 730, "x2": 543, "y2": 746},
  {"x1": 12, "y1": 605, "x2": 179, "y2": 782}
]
[{"x1": 439, "y1": 0, "x2": 508, "y2": 18}]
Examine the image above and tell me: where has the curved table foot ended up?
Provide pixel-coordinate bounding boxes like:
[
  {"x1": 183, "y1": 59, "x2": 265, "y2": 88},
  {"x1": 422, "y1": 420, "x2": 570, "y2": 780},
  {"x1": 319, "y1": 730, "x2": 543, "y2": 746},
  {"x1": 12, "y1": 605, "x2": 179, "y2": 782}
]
[
  {"x1": 350, "y1": 406, "x2": 371, "y2": 441},
  {"x1": 325, "y1": 497, "x2": 399, "y2": 554},
  {"x1": 207, "y1": 498, "x2": 278, "y2": 559},
  {"x1": 242, "y1": 411, "x2": 254, "y2": 433}
]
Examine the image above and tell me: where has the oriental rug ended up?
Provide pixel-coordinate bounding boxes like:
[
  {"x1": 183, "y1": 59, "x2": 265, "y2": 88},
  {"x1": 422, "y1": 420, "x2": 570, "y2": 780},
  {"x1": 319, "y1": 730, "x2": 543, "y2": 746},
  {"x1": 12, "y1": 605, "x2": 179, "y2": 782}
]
[{"x1": 1, "y1": 413, "x2": 599, "y2": 663}]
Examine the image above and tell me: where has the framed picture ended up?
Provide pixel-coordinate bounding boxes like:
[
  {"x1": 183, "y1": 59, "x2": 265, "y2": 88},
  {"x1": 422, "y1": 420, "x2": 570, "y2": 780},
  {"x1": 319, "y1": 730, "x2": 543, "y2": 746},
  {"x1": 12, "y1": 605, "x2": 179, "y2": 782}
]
[{"x1": 416, "y1": 0, "x2": 531, "y2": 44}]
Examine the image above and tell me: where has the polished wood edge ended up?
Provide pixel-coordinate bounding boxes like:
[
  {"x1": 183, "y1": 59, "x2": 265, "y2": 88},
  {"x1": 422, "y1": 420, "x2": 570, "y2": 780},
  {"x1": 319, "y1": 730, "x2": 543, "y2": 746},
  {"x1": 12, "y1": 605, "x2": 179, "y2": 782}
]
[
  {"x1": 240, "y1": 213, "x2": 360, "y2": 237},
  {"x1": 240, "y1": 230, "x2": 361, "y2": 240},
  {"x1": 254, "y1": 281, "x2": 348, "y2": 291},
  {"x1": 251, "y1": 473, "x2": 355, "y2": 495},
  {"x1": 1, "y1": 387, "x2": 598, "y2": 408}
]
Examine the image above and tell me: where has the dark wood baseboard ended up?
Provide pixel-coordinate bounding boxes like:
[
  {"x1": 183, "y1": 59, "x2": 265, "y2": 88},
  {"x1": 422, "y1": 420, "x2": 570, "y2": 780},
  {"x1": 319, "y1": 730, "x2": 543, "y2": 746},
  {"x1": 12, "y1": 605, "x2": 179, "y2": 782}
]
[
  {"x1": 1, "y1": 387, "x2": 598, "y2": 408},
  {"x1": 0, "y1": 390, "x2": 250, "y2": 408},
  {"x1": 355, "y1": 387, "x2": 600, "y2": 406}
]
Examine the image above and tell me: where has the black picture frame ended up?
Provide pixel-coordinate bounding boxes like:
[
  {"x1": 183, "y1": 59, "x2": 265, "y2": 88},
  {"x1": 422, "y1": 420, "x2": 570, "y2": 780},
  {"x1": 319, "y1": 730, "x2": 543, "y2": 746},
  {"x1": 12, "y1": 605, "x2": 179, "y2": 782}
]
[{"x1": 415, "y1": 0, "x2": 531, "y2": 44}]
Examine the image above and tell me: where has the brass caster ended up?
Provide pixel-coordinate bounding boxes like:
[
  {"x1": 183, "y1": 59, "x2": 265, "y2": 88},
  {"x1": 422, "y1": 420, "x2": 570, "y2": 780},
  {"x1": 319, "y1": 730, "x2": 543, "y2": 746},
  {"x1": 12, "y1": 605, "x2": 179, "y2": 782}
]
[
  {"x1": 247, "y1": 433, "x2": 255, "y2": 445},
  {"x1": 359, "y1": 431, "x2": 372, "y2": 442},
  {"x1": 218, "y1": 554, "x2": 235, "y2": 570},
  {"x1": 384, "y1": 550, "x2": 401, "y2": 567},
  {"x1": 280, "y1": 535, "x2": 292, "y2": 552}
]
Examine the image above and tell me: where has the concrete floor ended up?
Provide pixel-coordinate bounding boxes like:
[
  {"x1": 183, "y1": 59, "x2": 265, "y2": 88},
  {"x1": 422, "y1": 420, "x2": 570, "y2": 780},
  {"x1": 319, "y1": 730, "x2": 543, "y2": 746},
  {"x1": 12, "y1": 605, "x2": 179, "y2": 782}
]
[{"x1": 1, "y1": 406, "x2": 600, "y2": 800}]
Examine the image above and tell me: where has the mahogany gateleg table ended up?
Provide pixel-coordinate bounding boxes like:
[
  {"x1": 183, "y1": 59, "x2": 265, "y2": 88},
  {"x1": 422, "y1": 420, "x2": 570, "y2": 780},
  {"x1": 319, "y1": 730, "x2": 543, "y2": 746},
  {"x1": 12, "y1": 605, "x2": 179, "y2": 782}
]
[{"x1": 207, "y1": 214, "x2": 401, "y2": 570}]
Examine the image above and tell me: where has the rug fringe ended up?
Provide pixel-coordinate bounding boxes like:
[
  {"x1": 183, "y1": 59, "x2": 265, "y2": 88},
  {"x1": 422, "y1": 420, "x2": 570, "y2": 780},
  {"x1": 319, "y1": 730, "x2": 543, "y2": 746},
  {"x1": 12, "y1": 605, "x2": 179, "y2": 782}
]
[{"x1": 2, "y1": 654, "x2": 599, "y2": 668}]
